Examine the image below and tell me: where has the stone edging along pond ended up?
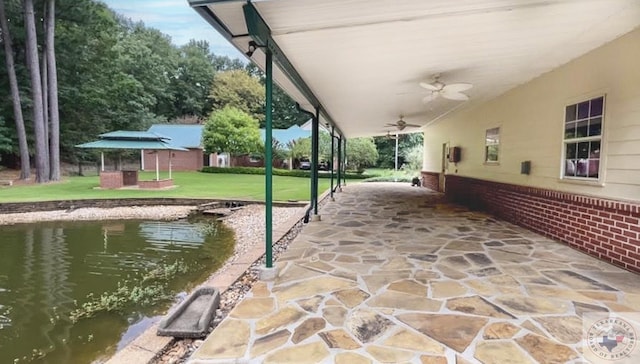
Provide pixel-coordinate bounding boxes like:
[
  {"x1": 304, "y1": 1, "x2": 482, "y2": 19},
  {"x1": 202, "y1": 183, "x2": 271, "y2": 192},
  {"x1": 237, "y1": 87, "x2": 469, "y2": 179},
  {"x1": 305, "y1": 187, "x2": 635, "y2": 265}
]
[{"x1": 0, "y1": 198, "x2": 307, "y2": 214}]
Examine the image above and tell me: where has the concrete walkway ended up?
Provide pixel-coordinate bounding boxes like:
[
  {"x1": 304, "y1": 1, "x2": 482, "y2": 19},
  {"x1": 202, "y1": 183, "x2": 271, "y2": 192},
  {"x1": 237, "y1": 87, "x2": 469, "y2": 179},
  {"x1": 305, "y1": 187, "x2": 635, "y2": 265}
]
[{"x1": 190, "y1": 182, "x2": 640, "y2": 364}]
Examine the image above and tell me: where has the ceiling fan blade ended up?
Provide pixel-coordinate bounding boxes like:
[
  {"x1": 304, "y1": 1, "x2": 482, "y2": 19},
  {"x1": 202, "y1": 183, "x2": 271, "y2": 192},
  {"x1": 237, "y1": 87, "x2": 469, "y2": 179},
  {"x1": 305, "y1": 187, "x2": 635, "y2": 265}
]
[
  {"x1": 419, "y1": 82, "x2": 439, "y2": 91},
  {"x1": 441, "y1": 91, "x2": 469, "y2": 101},
  {"x1": 443, "y1": 82, "x2": 473, "y2": 92},
  {"x1": 405, "y1": 123, "x2": 421, "y2": 128},
  {"x1": 422, "y1": 93, "x2": 438, "y2": 103}
]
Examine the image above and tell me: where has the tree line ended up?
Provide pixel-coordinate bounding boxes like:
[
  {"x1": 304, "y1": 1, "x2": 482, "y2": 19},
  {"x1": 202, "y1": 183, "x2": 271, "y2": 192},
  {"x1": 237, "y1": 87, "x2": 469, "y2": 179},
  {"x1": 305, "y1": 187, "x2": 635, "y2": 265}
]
[{"x1": 0, "y1": 0, "x2": 310, "y2": 182}]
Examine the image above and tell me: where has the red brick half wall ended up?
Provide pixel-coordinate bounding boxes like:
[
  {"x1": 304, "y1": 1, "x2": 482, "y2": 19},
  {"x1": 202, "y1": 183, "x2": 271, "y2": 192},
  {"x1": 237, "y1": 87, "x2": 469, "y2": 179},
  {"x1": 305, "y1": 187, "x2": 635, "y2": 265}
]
[
  {"x1": 445, "y1": 175, "x2": 640, "y2": 273},
  {"x1": 421, "y1": 171, "x2": 440, "y2": 191}
]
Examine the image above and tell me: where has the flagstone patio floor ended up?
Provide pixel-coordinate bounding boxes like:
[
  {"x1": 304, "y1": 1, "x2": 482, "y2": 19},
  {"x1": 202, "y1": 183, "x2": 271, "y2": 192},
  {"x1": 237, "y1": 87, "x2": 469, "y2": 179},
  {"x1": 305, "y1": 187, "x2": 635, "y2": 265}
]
[{"x1": 189, "y1": 182, "x2": 640, "y2": 364}]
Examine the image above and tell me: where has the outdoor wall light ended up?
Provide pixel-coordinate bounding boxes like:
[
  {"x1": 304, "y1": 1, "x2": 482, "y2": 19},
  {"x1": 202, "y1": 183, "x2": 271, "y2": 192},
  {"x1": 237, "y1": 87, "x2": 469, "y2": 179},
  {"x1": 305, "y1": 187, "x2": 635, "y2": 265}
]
[{"x1": 246, "y1": 41, "x2": 260, "y2": 57}]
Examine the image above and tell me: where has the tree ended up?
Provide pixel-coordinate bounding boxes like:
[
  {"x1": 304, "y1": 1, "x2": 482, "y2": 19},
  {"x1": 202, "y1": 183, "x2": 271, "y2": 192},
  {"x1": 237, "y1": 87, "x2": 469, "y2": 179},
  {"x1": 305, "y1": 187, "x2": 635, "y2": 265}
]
[
  {"x1": 270, "y1": 84, "x2": 310, "y2": 128},
  {"x1": 346, "y1": 137, "x2": 378, "y2": 172},
  {"x1": 209, "y1": 69, "x2": 264, "y2": 122},
  {"x1": 212, "y1": 54, "x2": 245, "y2": 72},
  {"x1": 374, "y1": 132, "x2": 423, "y2": 168},
  {"x1": 54, "y1": 1, "x2": 126, "y2": 160},
  {"x1": 0, "y1": 117, "x2": 12, "y2": 157},
  {"x1": 261, "y1": 138, "x2": 287, "y2": 165},
  {"x1": 289, "y1": 137, "x2": 311, "y2": 160},
  {"x1": 202, "y1": 106, "x2": 262, "y2": 165},
  {"x1": 113, "y1": 23, "x2": 177, "y2": 124},
  {"x1": 170, "y1": 40, "x2": 215, "y2": 119},
  {"x1": 24, "y1": 0, "x2": 49, "y2": 182},
  {"x1": 245, "y1": 62, "x2": 309, "y2": 129},
  {"x1": 0, "y1": 0, "x2": 30, "y2": 179},
  {"x1": 45, "y1": 0, "x2": 60, "y2": 181},
  {"x1": 402, "y1": 144, "x2": 424, "y2": 171},
  {"x1": 289, "y1": 131, "x2": 333, "y2": 160}
]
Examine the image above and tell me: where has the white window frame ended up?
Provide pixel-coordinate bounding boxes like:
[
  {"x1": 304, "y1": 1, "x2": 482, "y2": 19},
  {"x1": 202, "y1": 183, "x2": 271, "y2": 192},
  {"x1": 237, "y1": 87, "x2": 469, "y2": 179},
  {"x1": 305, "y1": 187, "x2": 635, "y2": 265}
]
[
  {"x1": 562, "y1": 95, "x2": 604, "y2": 181},
  {"x1": 484, "y1": 127, "x2": 500, "y2": 164}
]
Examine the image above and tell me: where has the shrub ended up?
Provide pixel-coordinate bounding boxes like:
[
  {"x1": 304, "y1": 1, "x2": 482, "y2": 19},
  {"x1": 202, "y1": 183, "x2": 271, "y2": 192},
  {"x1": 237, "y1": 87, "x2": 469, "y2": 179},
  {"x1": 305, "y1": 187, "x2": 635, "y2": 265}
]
[{"x1": 200, "y1": 166, "x2": 375, "y2": 179}]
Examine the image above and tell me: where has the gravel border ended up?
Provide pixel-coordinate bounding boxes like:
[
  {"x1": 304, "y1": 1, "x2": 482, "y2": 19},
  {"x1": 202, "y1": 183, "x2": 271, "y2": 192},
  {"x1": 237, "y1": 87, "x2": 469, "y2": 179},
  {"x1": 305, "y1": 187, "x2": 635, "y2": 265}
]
[{"x1": 0, "y1": 205, "x2": 196, "y2": 225}]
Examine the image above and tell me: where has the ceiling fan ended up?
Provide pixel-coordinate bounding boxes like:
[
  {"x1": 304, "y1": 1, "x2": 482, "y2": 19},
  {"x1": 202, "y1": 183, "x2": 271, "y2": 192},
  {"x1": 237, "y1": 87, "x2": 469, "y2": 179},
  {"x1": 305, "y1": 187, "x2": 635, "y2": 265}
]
[
  {"x1": 419, "y1": 74, "x2": 473, "y2": 102},
  {"x1": 385, "y1": 116, "x2": 420, "y2": 131}
]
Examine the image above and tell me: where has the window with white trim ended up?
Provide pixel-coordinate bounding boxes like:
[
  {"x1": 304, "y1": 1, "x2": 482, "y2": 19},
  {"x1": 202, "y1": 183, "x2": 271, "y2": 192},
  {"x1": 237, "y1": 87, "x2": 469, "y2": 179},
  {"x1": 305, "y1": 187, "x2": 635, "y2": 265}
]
[
  {"x1": 563, "y1": 96, "x2": 603, "y2": 179},
  {"x1": 485, "y1": 127, "x2": 500, "y2": 163}
]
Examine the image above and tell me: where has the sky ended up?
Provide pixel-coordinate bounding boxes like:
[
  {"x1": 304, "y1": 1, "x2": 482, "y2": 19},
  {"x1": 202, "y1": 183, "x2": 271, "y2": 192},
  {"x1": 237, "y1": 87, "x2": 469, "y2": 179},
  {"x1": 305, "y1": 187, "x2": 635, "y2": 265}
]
[{"x1": 101, "y1": 0, "x2": 243, "y2": 59}]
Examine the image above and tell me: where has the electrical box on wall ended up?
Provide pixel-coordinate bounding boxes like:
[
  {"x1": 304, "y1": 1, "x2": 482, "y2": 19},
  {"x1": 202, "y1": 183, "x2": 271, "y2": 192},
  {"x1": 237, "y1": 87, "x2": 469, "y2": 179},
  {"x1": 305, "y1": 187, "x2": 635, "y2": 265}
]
[
  {"x1": 521, "y1": 161, "x2": 531, "y2": 175},
  {"x1": 449, "y1": 147, "x2": 461, "y2": 163}
]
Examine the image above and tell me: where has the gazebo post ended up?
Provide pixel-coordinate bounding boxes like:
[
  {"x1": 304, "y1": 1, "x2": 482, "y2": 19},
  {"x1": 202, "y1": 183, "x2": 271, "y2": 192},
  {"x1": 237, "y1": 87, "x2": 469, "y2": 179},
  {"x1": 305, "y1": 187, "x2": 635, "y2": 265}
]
[
  {"x1": 169, "y1": 151, "x2": 173, "y2": 180},
  {"x1": 100, "y1": 152, "x2": 105, "y2": 172}
]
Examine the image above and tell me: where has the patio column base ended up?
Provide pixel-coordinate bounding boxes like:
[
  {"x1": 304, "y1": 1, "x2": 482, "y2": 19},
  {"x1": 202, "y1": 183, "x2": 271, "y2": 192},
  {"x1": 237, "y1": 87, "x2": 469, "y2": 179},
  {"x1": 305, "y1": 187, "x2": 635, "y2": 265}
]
[
  {"x1": 311, "y1": 215, "x2": 322, "y2": 222},
  {"x1": 259, "y1": 266, "x2": 278, "y2": 281}
]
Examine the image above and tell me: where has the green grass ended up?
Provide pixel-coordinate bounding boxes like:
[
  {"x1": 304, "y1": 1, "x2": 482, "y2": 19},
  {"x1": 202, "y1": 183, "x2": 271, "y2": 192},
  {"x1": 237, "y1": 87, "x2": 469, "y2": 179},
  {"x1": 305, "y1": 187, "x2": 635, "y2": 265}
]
[
  {"x1": 0, "y1": 171, "x2": 340, "y2": 203},
  {"x1": 364, "y1": 168, "x2": 421, "y2": 178}
]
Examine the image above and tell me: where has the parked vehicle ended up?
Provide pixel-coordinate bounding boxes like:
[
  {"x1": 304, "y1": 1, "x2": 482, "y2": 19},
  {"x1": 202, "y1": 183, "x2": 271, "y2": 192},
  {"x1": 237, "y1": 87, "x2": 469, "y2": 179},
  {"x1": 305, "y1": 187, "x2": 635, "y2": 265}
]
[{"x1": 299, "y1": 158, "x2": 311, "y2": 170}]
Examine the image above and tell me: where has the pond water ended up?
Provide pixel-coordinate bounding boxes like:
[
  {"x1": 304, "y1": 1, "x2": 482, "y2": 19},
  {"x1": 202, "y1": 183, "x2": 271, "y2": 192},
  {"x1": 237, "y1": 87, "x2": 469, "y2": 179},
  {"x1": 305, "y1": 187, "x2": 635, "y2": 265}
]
[{"x1": 0, "y1": 217, "x2": 235, "y2": 364}]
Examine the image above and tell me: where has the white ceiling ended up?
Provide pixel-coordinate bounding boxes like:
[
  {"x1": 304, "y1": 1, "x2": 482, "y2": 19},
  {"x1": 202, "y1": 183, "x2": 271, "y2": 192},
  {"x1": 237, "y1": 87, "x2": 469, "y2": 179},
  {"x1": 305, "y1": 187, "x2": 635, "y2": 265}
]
[{"x1": 193, "y1": 0, "x2": 640, "y2": 138}]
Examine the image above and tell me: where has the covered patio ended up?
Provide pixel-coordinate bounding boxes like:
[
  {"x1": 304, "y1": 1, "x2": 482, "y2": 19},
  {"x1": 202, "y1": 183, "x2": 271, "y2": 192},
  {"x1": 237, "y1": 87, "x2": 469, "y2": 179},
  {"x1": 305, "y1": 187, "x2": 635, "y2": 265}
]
[
  {"x1": 190, "y1": 182, "x2": 640, "y2": 363},
  {"x1": 179, "y1": 0, "x2": 640, "y2": 363}
]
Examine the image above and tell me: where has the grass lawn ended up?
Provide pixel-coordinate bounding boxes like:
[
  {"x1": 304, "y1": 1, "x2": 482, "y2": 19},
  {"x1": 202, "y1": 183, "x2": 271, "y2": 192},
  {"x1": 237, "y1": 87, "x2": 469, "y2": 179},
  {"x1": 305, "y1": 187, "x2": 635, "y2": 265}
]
[
  {"x1": 0, "y1": 171, "x2": 339, "y2": 203},
  {"x1": 365, "y1": 168, "x2": 421, "y2": 178}
]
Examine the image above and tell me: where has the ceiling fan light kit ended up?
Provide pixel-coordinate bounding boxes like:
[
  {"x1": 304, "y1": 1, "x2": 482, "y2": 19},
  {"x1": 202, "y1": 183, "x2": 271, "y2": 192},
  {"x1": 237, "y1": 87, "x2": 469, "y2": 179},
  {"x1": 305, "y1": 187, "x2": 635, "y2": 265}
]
[{"x1": 420, "y1": 75, "x2": 473, "y2": 102}]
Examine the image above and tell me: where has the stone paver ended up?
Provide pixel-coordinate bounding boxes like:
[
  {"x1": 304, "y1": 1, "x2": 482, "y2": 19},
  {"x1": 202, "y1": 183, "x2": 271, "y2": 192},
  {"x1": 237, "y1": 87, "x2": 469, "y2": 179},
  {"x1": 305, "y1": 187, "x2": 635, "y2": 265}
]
[{"x1": 189, "y1": 182, "x2": 640, "y2": 363}]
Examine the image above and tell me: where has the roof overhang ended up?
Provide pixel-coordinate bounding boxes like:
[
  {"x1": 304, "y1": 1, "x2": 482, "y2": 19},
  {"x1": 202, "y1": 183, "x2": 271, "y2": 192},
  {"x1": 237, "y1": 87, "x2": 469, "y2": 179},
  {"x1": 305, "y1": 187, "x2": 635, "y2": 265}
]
[
  {"x1": 76, "y1": 140, "x2": 188, "y2": 151},
  {"x1": 189, "y1": 0, "x2": 640, "y2": 138}
]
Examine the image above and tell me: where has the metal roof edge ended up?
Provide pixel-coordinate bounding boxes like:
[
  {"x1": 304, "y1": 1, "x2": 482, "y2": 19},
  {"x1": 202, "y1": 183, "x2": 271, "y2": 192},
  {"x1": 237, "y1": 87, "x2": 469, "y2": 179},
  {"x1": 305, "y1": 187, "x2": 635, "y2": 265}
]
[{"x1": 189, "y1": 0, "x2": 345, "y2": 138}]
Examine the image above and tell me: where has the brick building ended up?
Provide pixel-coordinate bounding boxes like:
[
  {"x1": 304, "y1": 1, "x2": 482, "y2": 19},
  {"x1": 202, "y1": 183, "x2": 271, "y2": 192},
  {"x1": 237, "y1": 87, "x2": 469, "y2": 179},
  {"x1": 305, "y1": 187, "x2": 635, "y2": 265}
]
[{"x1": 144, "y1": 124, "x2": 311, "y2": 171}]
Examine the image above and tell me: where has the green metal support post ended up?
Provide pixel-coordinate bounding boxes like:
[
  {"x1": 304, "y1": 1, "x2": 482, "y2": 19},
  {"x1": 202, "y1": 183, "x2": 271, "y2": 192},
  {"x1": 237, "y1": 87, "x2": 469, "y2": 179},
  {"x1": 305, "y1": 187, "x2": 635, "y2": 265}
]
[
  {"x1": 264, "y1": 46, "x2": 273, "y2": 268},
  {"x1": 330, "y1": 126, "x2": 335, "y2": 200},
  {"x1": 336, "y1": 135, "x2": 342, "y2": 190},
  {"x1": 311, "y1": 106, "x2": 320, "y2": 217},
  {"x1": 342, "y1": 138, "x2": 347, "y2": 187}
]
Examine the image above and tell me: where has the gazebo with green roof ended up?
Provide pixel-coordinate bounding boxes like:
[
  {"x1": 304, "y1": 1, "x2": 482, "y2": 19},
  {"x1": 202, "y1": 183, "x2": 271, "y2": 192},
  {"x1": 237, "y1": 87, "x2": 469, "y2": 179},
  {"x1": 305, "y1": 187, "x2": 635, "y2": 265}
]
[{"x1": 76, "y1": 131, "x2": 187, "y2": 189}]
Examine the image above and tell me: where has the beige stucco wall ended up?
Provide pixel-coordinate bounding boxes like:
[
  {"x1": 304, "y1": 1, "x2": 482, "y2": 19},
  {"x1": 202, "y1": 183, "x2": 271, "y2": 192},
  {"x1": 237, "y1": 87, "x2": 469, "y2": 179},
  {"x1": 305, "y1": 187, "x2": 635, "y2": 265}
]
[{"x1": 422, "y1": 27, "x2": 640, "y2": 202}]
